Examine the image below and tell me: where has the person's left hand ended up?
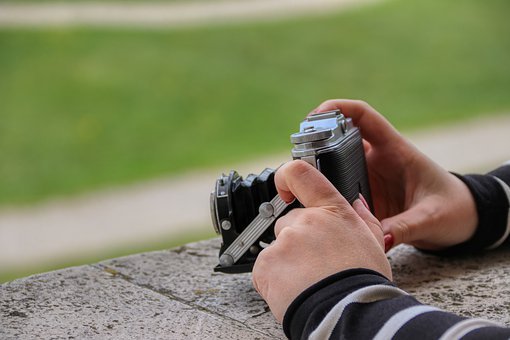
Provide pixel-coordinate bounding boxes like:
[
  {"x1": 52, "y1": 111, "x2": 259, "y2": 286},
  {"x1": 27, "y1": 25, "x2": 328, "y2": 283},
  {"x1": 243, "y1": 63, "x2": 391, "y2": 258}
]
[{"x1": 252, "y1": 160, "x2": 392, "y2": 323}]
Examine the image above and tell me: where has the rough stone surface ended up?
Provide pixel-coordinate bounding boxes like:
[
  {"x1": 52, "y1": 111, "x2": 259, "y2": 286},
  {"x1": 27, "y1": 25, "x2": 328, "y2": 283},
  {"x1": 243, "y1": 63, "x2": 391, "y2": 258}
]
[
  {"x1": 388, "y1": 245, "x2": 510, "y2": 324},
  {"x1": 0, "y1": 265, "x2": 271, "y2": 340},
  {"x1": 101, "y1": 240, "x2": 283, "y2": 338},
  {"x1": 1, "y1": 238, "x2": 510, "y2": 339}
]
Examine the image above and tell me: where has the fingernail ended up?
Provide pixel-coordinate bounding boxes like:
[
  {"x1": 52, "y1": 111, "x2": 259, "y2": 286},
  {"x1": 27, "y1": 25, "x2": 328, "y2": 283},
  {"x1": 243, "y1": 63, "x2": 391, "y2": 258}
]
[
  {"x1": 316, "y1": 105, "x2": 327, "y2": 113},
  {"x1": 353, "y1": 198, "x2": 364, "y2": 210},
  {"x1": 359, "y1": 193, "x2": 370, "y2": 210},
  {"x1": 384, "y1": 234, "x2": 394, "y2": 253}
]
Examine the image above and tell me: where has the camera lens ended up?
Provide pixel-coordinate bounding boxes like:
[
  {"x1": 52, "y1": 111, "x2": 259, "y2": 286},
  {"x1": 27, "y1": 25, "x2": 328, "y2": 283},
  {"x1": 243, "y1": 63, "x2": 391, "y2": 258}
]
[{"x1": 210, "y1": 191, "x2": 220, "y2": 234}]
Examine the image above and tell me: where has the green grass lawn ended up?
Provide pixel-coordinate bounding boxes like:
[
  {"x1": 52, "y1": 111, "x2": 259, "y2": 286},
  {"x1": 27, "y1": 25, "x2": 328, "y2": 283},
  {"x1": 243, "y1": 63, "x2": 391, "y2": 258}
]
[
  {"x1": 1, "y1": 0, "x2": 510, "y2": 206},
  {"x1": 1, "y1": 0, "x2": 510, "y2": 283}
]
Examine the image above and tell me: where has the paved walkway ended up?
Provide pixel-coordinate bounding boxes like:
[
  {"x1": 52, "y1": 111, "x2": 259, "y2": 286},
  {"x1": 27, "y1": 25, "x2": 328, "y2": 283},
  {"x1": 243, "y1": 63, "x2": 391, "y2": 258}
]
[
  {"x1": 0, "y1": 114, "x2": 509, "y2": 269},
  {"x1": 0, "y1": 0, "x2": 381, "y2": 27}
]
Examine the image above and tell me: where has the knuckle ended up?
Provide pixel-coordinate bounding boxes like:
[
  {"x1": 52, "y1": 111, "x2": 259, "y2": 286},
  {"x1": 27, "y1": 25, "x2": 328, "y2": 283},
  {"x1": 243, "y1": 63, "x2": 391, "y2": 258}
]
[
  {"x1": 394, "y1": 220, "x2": 411, "y2": 244},
  {"x1": 321, "y1": 99, "x2": 339, "y2": 107},
  {"x1": 295, "y1": 209, "x2": 318, "y2": 226},
  {"x1": 288, "y1": 159, "x2": 314, "y2": 177},
  {"x1": 257, "y1": 245, "x2": 274, "y2": 262},
  {"x1": 252, "y1": 262, "x2": 268, "y2": 295},
  {"x1": 274, "y1": 209, "x2": 299, "y2": 233},
  {"x1": 354, "y1": 99, "x2": 371, "y2": 110},
  {"x1": 368, "y1": 220, "x2": 384, "y2": 237},
  {"x1": 277, "y1": 160, "x2": 313, "y2": 182},
  {"x1": 253, "y1": 248, "x2": 273, "y2": 277},
  {"x1": 274, "y1": 218, "x2": 285, "y2": 236},
  {"x1": 277, "y1": 160, "x2": 315, "y2": 188},
  {"x1": 354, "y1": 100, "x2": 380, "y2": 119},
  {"x1": 277, "y1": 226, "x2": 298, "y2": 242},
  {"x1": 283, "y1": 207, "x2": 315, "y2": 226},
  {"x1": 276, "y1": 227, "x2": 304, "y2": 247}
]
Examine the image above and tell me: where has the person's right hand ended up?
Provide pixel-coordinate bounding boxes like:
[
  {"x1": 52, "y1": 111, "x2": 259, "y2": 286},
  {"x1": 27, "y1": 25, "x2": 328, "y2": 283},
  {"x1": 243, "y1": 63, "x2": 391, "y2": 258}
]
[{"x1": 311, "y1": 99, "x2": 478, "y2": 251}]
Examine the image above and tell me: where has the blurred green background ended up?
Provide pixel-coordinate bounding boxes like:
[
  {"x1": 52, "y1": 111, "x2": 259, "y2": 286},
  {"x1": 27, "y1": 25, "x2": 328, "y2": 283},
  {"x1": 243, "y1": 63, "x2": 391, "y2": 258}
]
[{"x1": 1, "y1": 0, "x2": 510, "y2": 282}]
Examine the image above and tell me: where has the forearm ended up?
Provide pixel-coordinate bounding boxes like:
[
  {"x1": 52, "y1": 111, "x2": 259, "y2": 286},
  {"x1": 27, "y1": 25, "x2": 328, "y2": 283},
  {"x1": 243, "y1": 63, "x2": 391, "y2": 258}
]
[{"x1": 283, "y1": 269, "x2": 509, "y2": 339}]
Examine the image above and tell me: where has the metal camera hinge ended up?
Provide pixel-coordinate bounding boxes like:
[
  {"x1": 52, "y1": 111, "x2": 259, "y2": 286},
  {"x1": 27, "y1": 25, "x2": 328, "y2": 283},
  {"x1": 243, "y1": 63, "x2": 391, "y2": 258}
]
[{"x1": 218, "y1": 195, "x2": 293, "y2": 267}]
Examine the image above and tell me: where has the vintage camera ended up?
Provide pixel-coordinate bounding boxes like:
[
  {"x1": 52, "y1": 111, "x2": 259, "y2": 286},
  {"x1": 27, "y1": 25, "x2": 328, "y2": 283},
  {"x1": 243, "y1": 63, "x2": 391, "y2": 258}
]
[{"x1": 210, "y1": 110, "x2": 372, "y2": 273}]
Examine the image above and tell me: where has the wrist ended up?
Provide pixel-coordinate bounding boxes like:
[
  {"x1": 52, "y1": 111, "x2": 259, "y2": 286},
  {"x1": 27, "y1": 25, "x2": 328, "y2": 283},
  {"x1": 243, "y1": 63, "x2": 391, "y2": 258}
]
[
  {"x1": 434, "y1": 173, "x2": 509, "y2": 254},
  {"x1": 409, "y1": 172, "x2": 478, "y2": 251},
  {"x1": 448, "y1": 173, "x2": 478, "y2": 244}
]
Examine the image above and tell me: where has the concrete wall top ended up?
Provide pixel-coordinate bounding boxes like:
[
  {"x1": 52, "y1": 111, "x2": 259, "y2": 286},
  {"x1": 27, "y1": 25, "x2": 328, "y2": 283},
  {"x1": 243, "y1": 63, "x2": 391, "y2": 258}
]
[{"x1": 1, "y1": 238, "x2": 509, "y2": 339}]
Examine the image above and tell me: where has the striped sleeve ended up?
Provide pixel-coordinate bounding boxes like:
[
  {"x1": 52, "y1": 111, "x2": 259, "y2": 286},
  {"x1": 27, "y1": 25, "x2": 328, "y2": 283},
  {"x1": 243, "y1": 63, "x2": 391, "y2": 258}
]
[
  {"x1": 283, "y1": 163, "x2": 510, "y2": 339},
  {"x1": 446, "y1": 162, "x2": 510, "y2": 253},
  {"x1": 283, "y1": 269, "x2": 509, "y2": 340}
]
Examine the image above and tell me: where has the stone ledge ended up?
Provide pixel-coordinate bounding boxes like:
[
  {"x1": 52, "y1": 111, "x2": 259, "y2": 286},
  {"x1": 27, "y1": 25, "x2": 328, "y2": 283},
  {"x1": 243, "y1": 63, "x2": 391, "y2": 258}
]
[{"x1": 1, "y1": 238, "x2": 509, "y2": 339}]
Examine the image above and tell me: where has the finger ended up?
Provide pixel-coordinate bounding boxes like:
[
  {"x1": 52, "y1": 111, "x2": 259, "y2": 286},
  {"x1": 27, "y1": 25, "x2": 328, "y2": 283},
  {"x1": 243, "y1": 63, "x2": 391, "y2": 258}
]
[
  {"x1": 352, "y1": 198, "x2": 384, "y2": 249},
  {"x1": 275, "y1": 160, "x2": 347, "y2": 209},
  {"x1": 380, "y1": 203, "x2": 435, "y2": 248},
  {"x1": 383, "y1": 234, "x2": 394, "y2": 253},
  {"x1": 363, "y1": 139, "x2": 372, "y2": 155},
  {"x1": 312, "y1": 99, "x2": 401, "y2": 148},
  {"x1": 274, "y1": 208, "x2": 304, "y2": 238}
]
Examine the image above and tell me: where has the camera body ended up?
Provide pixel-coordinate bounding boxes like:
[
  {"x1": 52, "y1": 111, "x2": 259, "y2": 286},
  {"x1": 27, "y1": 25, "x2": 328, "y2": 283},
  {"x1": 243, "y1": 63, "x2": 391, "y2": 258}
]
[{"x1": 210, "y1": 110, "x2": 372, "y2": 273}]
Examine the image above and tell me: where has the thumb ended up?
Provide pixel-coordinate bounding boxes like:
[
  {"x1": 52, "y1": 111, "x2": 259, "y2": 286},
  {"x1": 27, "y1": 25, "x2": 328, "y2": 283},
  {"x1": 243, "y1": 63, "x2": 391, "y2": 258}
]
[
  {"x1": 275, "y1": 160, "x2": 349, "y2": 209},
  {"x1": 380, "y1": 203, "x2": 435, "y2": 249}
]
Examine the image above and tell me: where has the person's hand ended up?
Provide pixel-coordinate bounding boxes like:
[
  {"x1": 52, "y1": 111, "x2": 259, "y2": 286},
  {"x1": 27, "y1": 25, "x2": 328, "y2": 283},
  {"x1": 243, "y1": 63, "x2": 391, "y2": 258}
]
[
  {"x1": 311, "y1": 99, "x2": 478, "y2": 251},
  {"x1": 252, "y1": 160, "x2": 391, "y2": 323}
]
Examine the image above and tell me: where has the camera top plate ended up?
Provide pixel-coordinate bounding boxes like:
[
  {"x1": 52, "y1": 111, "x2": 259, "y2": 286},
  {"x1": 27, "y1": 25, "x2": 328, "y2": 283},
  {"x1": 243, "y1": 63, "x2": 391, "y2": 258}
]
[{"x1": 290, "y1": 109, "x2": 354, "y2": 159}]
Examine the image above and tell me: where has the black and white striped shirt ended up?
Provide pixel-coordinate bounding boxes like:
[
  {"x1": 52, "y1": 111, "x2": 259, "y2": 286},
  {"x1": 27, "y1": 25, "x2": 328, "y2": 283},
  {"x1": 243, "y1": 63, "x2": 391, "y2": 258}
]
[{"x1": 283, "y1": 163, "x2": 510, "y2": 339}]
